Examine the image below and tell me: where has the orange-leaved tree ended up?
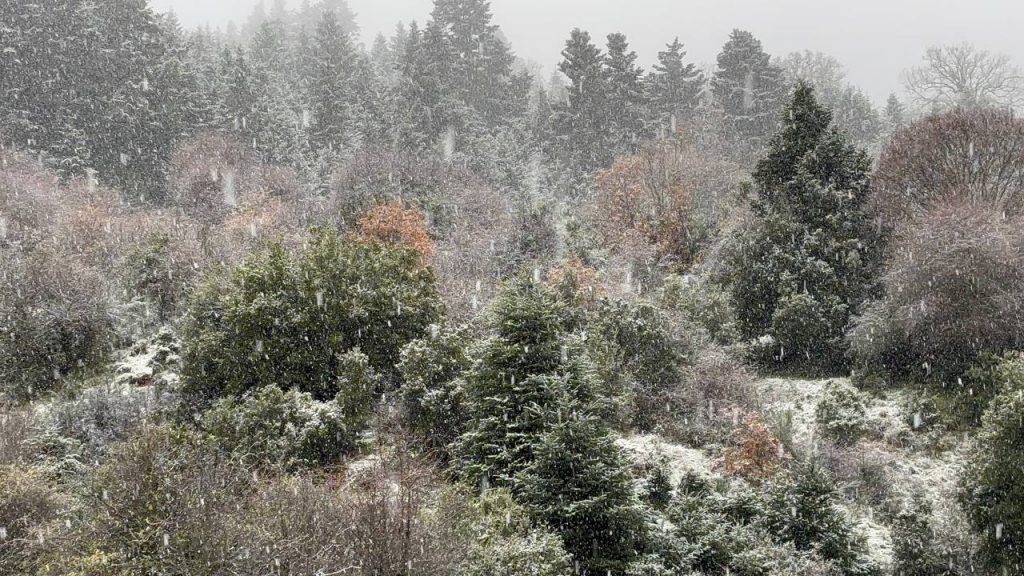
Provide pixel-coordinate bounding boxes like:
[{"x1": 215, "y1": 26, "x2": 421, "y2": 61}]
[{"x1": 353, "y1": 201, "x2": 435, "y2": 265}]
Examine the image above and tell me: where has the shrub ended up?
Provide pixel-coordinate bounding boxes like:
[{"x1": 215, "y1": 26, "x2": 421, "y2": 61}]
[
  {"x1": 721, "y1": 415, "x2": 789, "y2": 482},
  {"x1": 815, "y1": 380, "x2": 868, "y2": 446},
  {"x1": 202, "y1": 379, "x2": 370, "y2": 470},
  {"x1": 354, "y1": 200, "x2": 435, "y2": 264},
  {"x1": 959, "y1": 370, "x2": 1024, "y2": 572},
  {"x1": 397, "y1": 325, "x2": 471, "y2": 455},
  {"x1": 0, "y1": 248, "x2": 114, "y2": 400},
  {"x1": 457, "y1": 490, "x2": 572, "y2": 576},
  {"x1": 871, "y1": 107, "x2": 1024, "y2": 229},
  {"x1": 180, "y1": 228, "x2": 442, "y2": 404},
  {"x1": 119, "y1": 232, "x2": 196, "y2": 319},
  {"x1": 661, "y1": 274, "x2": 740, "y2": 345},
  {"x1": 0, "y1": 464, "x2": 61, "y2": 574},
  {"x1": 891, "y1": 495, "x2": 945, "y2": 576},
  {"x1": 848, "y1": 201, "x2": 1024, "y2": 383}
]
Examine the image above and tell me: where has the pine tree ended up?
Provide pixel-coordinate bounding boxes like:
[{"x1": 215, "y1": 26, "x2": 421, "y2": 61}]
[
  {"x1": 554, "y1": 29, "x2": 612, "y2": 177},
  {"x1": 647, "y1": 38, "x2": 704, "y2": 134},
  {"x1": 728, "y1": 83, "x2": 880, "y2": 369},
  {"x1": 308, "y1": 10, "x2": 355, "y2": 155},
  {"x1": 249, "y1": 20, "x2": 303, "y2": 166},
  {"x1": 712, "y1": 29, "x2": 786, "y2": 153},
  {"x1": 604, "y1": 33, "x2": 647, "y2": 156}
]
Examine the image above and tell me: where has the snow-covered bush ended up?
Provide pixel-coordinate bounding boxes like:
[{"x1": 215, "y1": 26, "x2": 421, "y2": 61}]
[
  {"x1": 457, "y1": 490, "x2": 572, "y2": 576},
  {"x1": 0, "y1": 248, "x2": 114, "y2": 400},
  {"x1": 180, "y1": 228, "x2": 441, "y2": 405},
  {"x1": 815, "y1": 380, "x2": 868, "y2": 446},
  {"x1": 397, "y1": 325, "x2": 471, "y2": 455},
  {"x1": 959, "y1": 361, "x2": 1024, "y2": 572},
  {"x1": 661, "y1": 274, "x2": 740, "y2": 345},
  {"x1": 0, "y1": 464, "x2": 60, "y2": 574},
  {"x1": 891, "y1": 495, "x2": 945, "y2": 576},
  {"x1": 202, "y1": 382, "x2": 368, "y2": 470}
]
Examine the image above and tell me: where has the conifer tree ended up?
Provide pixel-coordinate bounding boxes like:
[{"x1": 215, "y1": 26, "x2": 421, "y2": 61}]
[
  {"x1": 728, "y1": 83, "x2": 880, "y2": 369},
  {"x1": 647, "y1": 38, "x2": 705, "y2": 133},
  {"x1": 308, "y1": 10, "x2": 355, "y2": 156},
  {"x1": 712, "y1": 29, "x2": 786, "y2": 151},
  {"x1": 554, "y1": 29, "x2": 612, "y2": 177},
  {"x1": 604, "y1": 33, "x2": 647, "y2": 156}
]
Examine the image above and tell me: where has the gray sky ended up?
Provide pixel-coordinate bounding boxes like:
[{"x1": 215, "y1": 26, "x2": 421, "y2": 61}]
[{"x1": 150, "y1": 0, "x2": 1024, "y2": 104}]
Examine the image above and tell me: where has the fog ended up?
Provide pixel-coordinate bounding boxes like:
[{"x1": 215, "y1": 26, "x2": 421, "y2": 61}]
[{"x1": 149, "y1": 0, "x2": 1024, "y2": 103}]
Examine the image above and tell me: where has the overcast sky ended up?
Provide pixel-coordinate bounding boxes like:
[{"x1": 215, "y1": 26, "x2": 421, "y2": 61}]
[{"x1": 149, "y1": 0, "x2": 1024, "y2": 104}]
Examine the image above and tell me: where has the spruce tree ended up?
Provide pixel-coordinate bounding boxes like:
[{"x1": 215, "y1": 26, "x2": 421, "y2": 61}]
[
  {"x1": 308, "y1": 10, "x2": 355, "y2": 157},
  {"x1": 647, "y1": 38, "x2": 704, "y2": 133},
  {"x1": 604, "y1": 33, "x2": 647, "y2": 157},
  {"x1": 712, "y1": 29, "x2": 786, "y2": 152},
  {"x1": 554, "y1": 29, "x2": 612, "y2": 177},
  {"x1": 728, "y1": 83, "x2": 880, "y2": 370}
]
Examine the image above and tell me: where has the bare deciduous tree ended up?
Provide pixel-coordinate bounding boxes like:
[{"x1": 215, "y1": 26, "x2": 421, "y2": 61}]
[{"x1": 904, "y1": 44, "x2": 1024, "y2": 112}]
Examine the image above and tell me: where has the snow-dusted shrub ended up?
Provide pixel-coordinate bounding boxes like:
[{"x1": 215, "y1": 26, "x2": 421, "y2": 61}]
[
  {"x1": 119, "y1": 232, "x2": 198, "y2": 319},
  {"x1": 0, "y1": 248, "x2": 114, "y2": 400},
  {"x1": 397, "y1": 325, "x2": 471, "y2": 455},
  {"x1": 891, "y1": 495, "x2": 946, "y2": 576},
  {"x1": 661, "y1": 274, "x2": 740, "y2": 345},
  {"x1": 46, "y1": 382, "x2": 174, "y2": 458},
  {"x1": 202, "y1": 383, "x2": 367, "y2": 470},
  {"x1": 0, "y1": 464, "x2": 61, "y2": 574},
  {"x1": 959, "y1": 362, "x2": 1024, "y2": 572},
  {"x1": 849, "y1": 200, "x2": 1024, "y2": 383},
  {"x1": 457, "y1": 490, "x2": 572, "y2": 576},
  {"x1": 180, "y1": 228, "x2": 441, "y2": 404},
  {"x1": 815, "y1": 380, "x2": 868, "y2": 446}
]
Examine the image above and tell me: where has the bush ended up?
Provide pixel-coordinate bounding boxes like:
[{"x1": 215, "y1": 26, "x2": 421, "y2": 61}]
[
  {"x1": 848, "y1": 201, "x2": 1024, "y2": 383},
  {"x1": 0, "y1": 464, "x2": 61, "y2": 574},
  {"x1": 0, "y1": 248, "x2": 114, "y2": 400},
  {"x1": 959, "y1": 367, "x2": 1024, "y2": 572},
  {"x1": 721, "y1": 415, "x2": 789, "y2": 482},
  {"x1": 180, "y1": 228, "x2": 442, "y2": 404},
  {"x1": 354, "y1": 200, "x2": 435, "y2": 264},
  {"x1": 891, "y1": 495, "x2": 945, "y2": 576},
  {"x1": 202, "y1": 379, "x2": 370, "y2": 470},
  {"x1": 661, "y1": 274, "x2": 740, "y2": 345},
  {"x1": 815, "y1": 380, "x2": 868, "y2": 446},
  {"x1": 397, "y1": 325, "x2": 471, "y2": 455},
  {"x1": 457, "y1": 490, "x2": 572, "y2": 576}
]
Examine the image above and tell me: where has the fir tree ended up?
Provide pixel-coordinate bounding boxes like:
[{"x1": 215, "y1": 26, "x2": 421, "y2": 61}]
[
  {"x1": 728, "y1": 83, "x2": 880, "y2": 369},
  {"x1": 308, "y1": 10, "x2": 355, "y2": 156},
  {"x1": 647, "y1": 38, "x2": 704, "y2": 134},
  {"x1": 554, "y1": 29, "x2": 612, "y2": 177},
  {"x1": 604, "y1": 33, "x2": 647, "y2": 156},
  {"x1": 712, "y1": 29, "x2": 787, "y2": 152}
]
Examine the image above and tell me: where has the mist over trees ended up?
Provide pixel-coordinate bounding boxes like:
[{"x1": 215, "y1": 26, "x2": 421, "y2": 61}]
[{"x1": 3, "y1": 0, "x2": 1024, "y2": 575}]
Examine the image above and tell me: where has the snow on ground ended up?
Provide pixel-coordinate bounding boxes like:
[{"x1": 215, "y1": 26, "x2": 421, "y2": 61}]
[{"x1": 616, "y1": 433, "x2": 713, "y2": 484}]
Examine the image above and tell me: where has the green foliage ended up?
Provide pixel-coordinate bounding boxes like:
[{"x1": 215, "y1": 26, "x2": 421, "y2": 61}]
[
  {"x1": 517, "y1": 408, "x2": 648, "y2": 575},
  {"x1": 455, "y1": 277, "x2": 593, "y2": 486},
  {"x1": 181, "y1": 228, "x2": 442, "y2": 404},
  {"x1": 457, "y1": 490, "x2": 573, "y2": 576},
  {"x1": 661, "y1": 274, "x2": 740, "y2": 345},
  {"x1": 202, "y1": 375, "x2": 371, "y2": 470},
  {"x1": 959, "y1": 366, "x2": 1024, "y2": 572},
  {"x1": 0, "y1": 251, "x2": 113, "y2": 401},
  {"x1": 765, "y1": 463, "x2": 880, "y2": 575},
  {"x1": 814, "y1": 380, "x2": 868, "y2": 446},
  {"x1": 589, "y1": 299, "x2": 686, "y2": 430},
  {"x1": 891, "y1": 495, "x2": 945, "y2": 576},
  {"x1": 397, "y1": 325, "x2": 472, "y2": 454},
  {"x1": 120, "y1": 232, "x2": 193, "y2": 319},
  {"x1": 728, "y1": 83, "x2": 880, "y2": 372}
]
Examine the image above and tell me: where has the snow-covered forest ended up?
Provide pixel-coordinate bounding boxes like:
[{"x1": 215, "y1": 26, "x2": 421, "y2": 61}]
[{"x1": 3, "y1": 0, "x2": 1024, "y2": 574}]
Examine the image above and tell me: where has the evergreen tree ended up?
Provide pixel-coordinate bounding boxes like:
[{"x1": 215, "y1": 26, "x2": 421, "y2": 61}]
[
  {"x1": 455, "y1": 278, "x2": 594, "y2": 487},
  {"x1": 308, "y1": 10, "x2": 355, "y2": 156},
  {"x1": 604, "y1": 33, "x2": 647, "y2": 156},
  {"x1": 711, "y1": 30, "x2": 786, "y2": 153},
  {"x1": 518, "y1": 405, "x2": 648, "y2": 575},
  {"x1": 884, "y1": 92, "x2": 907, "y2": 132},
  {"x1": 728, "y1": 83, "x2": 880, "y2": 369},
  {"x1": 249, "y1": 20, "x2": 304, "y2": 165},
  {"x1": 647, "y1": 38, "x2": 704, "y2": 134},
  {"x1": 554, "y1": 29, "x2": 612, "y2": 177}
]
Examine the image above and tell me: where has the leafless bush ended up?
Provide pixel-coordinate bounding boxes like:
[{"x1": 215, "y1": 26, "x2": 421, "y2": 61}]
[
  {"x1": 872, "y1": 107, "x2": 1024, "y2": 229},
  {"x1": 849, "y1": 200, "x2": 1024, "y2": 380}
]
